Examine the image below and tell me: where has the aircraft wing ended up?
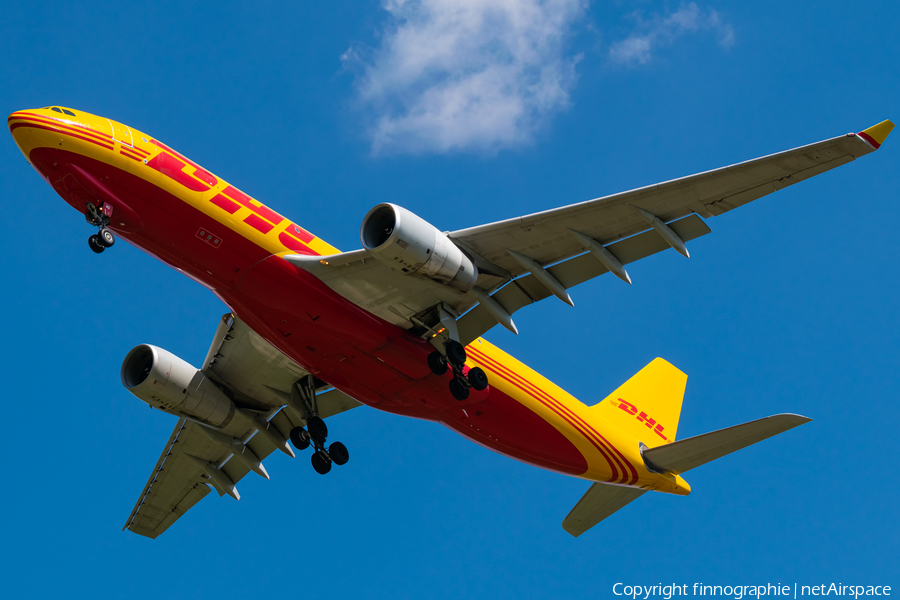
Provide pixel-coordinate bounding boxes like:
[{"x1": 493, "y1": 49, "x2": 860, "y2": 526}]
[
  {"x1": 287, "y1": 121, "x2": 892, "y2": 344},
  {"x1": 123, "y1": 314, "x2": 362, "y2": 539}
]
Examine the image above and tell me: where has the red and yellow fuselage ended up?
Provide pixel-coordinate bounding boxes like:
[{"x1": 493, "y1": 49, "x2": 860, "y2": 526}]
[{"x1": 9, "y1": 106, "x2": 690, "y2": 495}]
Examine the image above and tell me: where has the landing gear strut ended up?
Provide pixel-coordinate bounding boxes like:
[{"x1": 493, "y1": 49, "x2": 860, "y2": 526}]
[
  {"x1": 428, "y1": 340, "x2": 489, "y2": 401},
  {"x1": 287, "y1": 375, "x2": 350, "y2": 475},
  {"x1": 85, "y1": 202, "x2": 115, "y2": 254}
]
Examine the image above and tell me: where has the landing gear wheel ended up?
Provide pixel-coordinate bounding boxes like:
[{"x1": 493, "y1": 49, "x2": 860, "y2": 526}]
[
  {"x1": 467, "y1": 367, "x2": 489, "y2": 391},
  {"x1": 98, "y1": 228, "x2": 115, "y2": 247},
  {"x1": 311, "y1": 451, "x2": 332, "y2": 474},
  {"x1": 329, "y1": 441, "x2": 349, "y2": 466},
  {"x1": 289, "y1": 426, "x2": 311, "y2": 450},
  {"x1": 449, "y1": 377, "x2": 470, "y2": 401},
  {"x1": 88, "y1": 235, "x2": 105, "y2": 254},
  {"x1": 445, "y1": 340, "x2": 467, "y2": 367},
  {"x1": 307, "y1": 416, "x2": 328, "y2": 443},
  {"x1": 427, "y1": 351, "x2": 449, "y2": 375}
]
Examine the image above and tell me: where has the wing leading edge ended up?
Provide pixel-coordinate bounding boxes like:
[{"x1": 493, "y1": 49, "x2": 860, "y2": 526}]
[{"x1": 287, "y1": 121, "x2": 893, "y2": 344}]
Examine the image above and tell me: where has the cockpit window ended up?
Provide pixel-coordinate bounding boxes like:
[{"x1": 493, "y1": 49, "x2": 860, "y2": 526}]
[
  {"x1": 62, "y1": 109, "x2": 75, "y2": 116},
  {"x1": 51, "y1": 107, "x2": 62, "y2": 113}
]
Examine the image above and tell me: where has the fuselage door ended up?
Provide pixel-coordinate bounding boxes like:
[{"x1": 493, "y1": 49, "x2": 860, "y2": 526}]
[{"x1": 106, "y1": 118, "x2": 134, "y2": 148}]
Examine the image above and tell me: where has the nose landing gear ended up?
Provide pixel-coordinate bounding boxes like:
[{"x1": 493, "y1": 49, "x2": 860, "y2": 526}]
[
  {"x1": 85, "y1": 202, "x2": 115, "y2": 254},
  {"x1": 428, "y1": 340, "x2": 490, "y2": 401},
  {"x1": 88, "y1": 229, "x2": 115, "y2": 253}
]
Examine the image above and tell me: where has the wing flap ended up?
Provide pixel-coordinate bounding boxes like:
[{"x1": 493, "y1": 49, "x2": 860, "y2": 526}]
[
  {"x1": 148, "y1": 484, "x2": 211, "y2": 538},
  {"x1": 562, "y1": 483, "x2": 647, "y2": 537},
  {"x1": 124, "y1": 418, "x2": 225, "y2": 539},
  {"x1": 125, "y1": 416, "x2": 285, "y2": 538},
  {"x1": 317, "y1": 388, "x2": 363, "y2": 418},
  {"x1": 457, "y1": 214, "x2": 711, "y2": 345},
  {"x1": 203, "y1": 314, "x2": 311, "y2": 408},
  {"x1": 125, "y1": 390, "x2": 362, "y2": 538},
  {"x1": 269, "y1": 409, "x2": 297, "y2": 439}
]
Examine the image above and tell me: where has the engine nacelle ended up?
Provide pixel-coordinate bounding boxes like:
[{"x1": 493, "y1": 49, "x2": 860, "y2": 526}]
[
  {"x1": 360, "y1": 203, "x2": 478, "y2": 291},
  {"x1": 121, "y1": 344, "x2": 235, "y2": 429}
]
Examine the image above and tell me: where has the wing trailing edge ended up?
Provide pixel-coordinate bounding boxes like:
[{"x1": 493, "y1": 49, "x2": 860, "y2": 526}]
[{"x1": 562, "y1": 483, "x2": 647, "y2": 537}]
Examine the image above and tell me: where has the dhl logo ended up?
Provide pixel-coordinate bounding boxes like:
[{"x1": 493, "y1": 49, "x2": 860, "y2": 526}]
[
  {"x1": 136, "y1": 138, "x2": 320, "y2": 255},
  {"x1": 610, "y1": 398, "x2": 668, "y2": 441}
]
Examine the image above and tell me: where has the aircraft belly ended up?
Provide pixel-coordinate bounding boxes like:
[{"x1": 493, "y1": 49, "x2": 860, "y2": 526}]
[
  {"x1": 21, "y1": 121, "x2": 644, "y2": 479},
  {"x1": 223, "y1": 254, "x2": 443, "y2": 414},
  {"x1": 221, "y1": 255, "x2": 611, "y2": 481},
  {"x1": 440, "y1": 389, "x2": 589, "y2": 476}
]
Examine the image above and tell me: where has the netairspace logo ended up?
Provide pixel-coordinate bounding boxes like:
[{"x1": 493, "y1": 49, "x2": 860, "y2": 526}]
[{"x1": 612, "y1": 583, "x2": 892, "y2": 600}]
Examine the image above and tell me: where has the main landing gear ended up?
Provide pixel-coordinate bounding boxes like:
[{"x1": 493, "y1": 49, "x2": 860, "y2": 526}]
[
  {"x1": 85, "y1": 202, "x2": 115, "y2": 254},
  {"x1": 428, "y1": 340, "x2": 489, "y2": 401},
  {"x1": 288, "y1": 376, "x2": 349, "y2": 475}
]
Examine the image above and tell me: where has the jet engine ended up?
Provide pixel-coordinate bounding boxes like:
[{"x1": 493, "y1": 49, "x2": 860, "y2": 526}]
[
  {"x1": 121, "y1": 344, "x2": 235, "y2": 428},
  {"x1": 360, "y1": 203, "x2": 478, "y2": 291}
]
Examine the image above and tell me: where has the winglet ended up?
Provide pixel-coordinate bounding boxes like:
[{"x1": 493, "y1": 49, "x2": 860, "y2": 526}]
[{"x1": 857, "y1": 119, "x2": 894, "y2": 149}]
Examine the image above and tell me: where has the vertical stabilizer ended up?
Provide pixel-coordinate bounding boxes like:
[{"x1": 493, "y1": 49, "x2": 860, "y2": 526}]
[{"x1": 591, "y1": 358, "x2": 686, "y2": 447}]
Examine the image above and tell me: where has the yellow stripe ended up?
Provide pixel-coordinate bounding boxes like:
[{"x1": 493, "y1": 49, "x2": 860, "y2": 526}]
[{"x1": 861, "y1": 119, "x2": 894, "y2": 146}]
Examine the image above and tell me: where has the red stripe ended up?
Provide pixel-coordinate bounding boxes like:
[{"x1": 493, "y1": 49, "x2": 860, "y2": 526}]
[
  {"x1": 191, "y1": 165, "x2": 216, "y2": 187},
  {"x1": 120, "y1": 150, "x2": 143, "y2": 162},
  {"x1": 244, "y1": 213, "x2": 274, "y2": 234},
  {"x1": 278, "y1": 231, "x2": 317, "y2": 255},
  {"x1": 474, "y1": 351, "x2": 621, "y2": 482},
  {"x1": 468, "y1": 348, "x2": 625, "y2": 482},
  {"x1": 210, "y1": 193, "x2": 241, "y2": 214},
  {"x1": 9, "y1": 113, "x2": 112, "y2": 145},
  {"x1": 857, "y1": 131, "x2": 881, "y2": 149},
  {"x1": 9, "y1": 114, "x2": 149, "y2": 159},
  {"x1": 467, "y1": 347, "x2": 626, "y2": 483},
  {"x1": 8, "y1": 111, "x2": 47, "y2": 122},
  {"x1": 9, "y1": 122, "x2": 114, "y2": 151},
  {"x1": 150, "y1": 138, "x2": 218, "y2": 186},
  {"x1": 469, "y1": 347, "x2": 639, "y2": 484},
  {"x1": 222, "y1": 185, "x2": 284, "y2": 226},
  {"x1": 10, "y1": 115, "x2": 112, "y2": 145},
  {"x1": 283, "y1": 223, "x2": 315, "y2": 244},
  {"x1": 146, "y1": 151, "x2": 212, "y2": 192}
]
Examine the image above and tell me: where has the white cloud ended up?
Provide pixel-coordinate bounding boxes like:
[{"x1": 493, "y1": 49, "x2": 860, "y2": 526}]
[
  {"x1": 609, "y1": 2, "x2": 734, "y2": 66},
  {"x1": 344, "y1": 0, "x2": 586, "y2": 155}
]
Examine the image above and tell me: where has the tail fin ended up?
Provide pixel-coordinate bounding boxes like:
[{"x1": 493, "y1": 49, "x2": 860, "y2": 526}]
[
  {"x1": 591, "y1": 358, "x2": 687, "y2": 448},
  {"x1": 641, "y1": 413, "x2": 811, "y2": 475}
]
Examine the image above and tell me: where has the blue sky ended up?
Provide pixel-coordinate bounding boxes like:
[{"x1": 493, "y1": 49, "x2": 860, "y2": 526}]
[{"x1": 1, "y1": 2, "x2": 897, "y2": 598}]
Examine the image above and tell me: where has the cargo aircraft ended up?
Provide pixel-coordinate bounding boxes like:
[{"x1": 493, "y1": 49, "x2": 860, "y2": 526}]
[{"x1": 9, "y1": 107, "x2": 893, "y2": 538}]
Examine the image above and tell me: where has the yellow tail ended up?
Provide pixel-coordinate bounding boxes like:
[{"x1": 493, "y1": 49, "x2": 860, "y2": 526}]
[{"x1": 591, "y1": 358, "x2": 687, "y2": 448}]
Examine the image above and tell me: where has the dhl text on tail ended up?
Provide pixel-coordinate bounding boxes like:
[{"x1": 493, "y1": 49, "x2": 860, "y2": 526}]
[{"x1": 9, "y1": 106, "x2": 893, "y2": 538}]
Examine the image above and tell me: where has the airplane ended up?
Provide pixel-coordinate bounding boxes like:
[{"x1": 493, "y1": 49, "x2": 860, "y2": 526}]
[{"x1": 8, "y1": 106, "x2": 893, "y2": 538}]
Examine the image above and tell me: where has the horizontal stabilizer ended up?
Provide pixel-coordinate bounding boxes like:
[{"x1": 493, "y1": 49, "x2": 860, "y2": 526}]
[
  {"x1": 641, "y1": 413, "x2": 811, "y2": 475},
  {"x1": 562, "y1": 483, "x2": 647, "y2": 537}
]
